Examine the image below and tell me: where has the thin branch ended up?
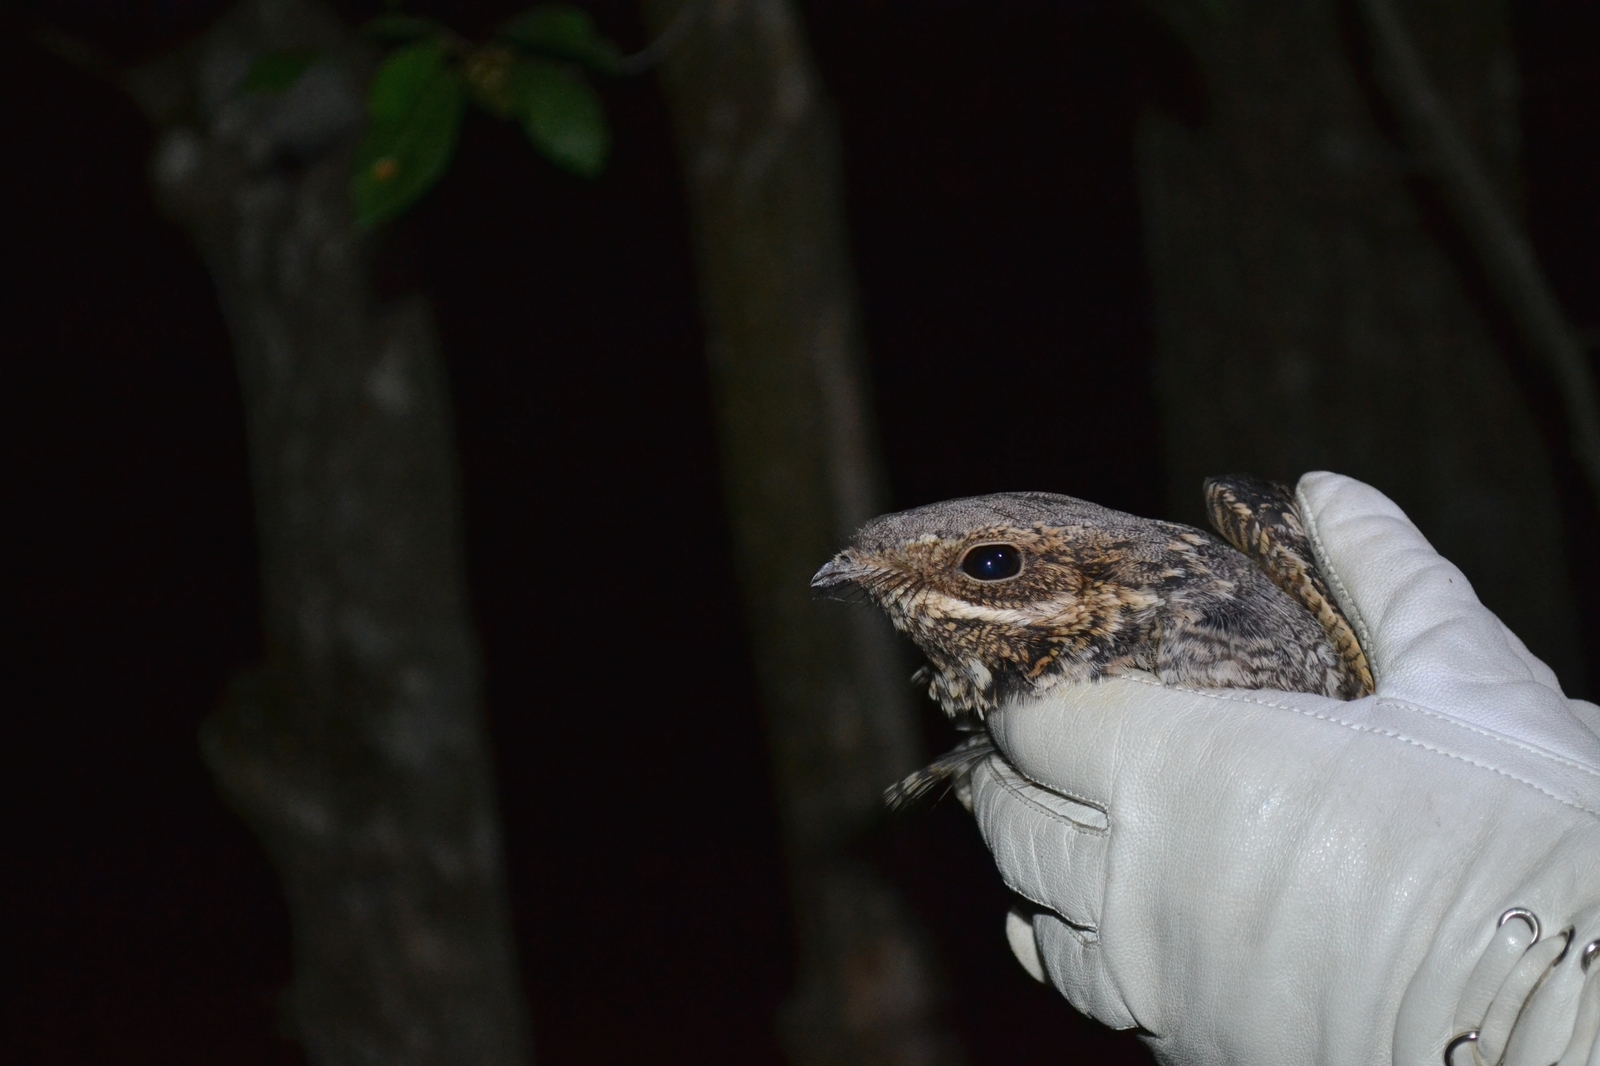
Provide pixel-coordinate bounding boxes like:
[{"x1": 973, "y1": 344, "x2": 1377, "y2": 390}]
[{"x1": 1358, "y1": 0, "x2": 1600, "y2": 501}]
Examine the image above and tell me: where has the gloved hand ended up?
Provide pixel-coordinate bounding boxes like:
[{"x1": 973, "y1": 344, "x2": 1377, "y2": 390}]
[{"x1": 974, "y1": 472, "x2": 1600, "y2": 1066}]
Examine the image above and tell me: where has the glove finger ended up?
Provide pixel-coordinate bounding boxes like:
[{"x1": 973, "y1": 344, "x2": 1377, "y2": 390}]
[
  {"x1": 1295, "y1": 472, "x2": 1577, "y2": 723},
  {"x1": 1033, "y1": 912, "x2": 1139, "y2": 1030},
  {"x1": 1005, "y1": 905, "x2": 1048, "y2": 983},
  {"x1": 974, "y1": 756, "x2": 1141, "y2": 1029},
  {"x1": 971, "y1": 754, "x2": 1109, "y2": 933},
  {"x1": 1294, "y1": 472, "x2": 1541, "y2": 689}
]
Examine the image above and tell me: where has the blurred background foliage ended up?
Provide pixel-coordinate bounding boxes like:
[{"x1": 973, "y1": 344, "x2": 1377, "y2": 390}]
[{"x1": 6, "y1": 1, "x2": 1599, "y2": 1064}]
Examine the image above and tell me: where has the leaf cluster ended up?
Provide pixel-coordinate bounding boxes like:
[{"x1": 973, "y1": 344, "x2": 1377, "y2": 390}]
[{"x1": 244, "y1": 4, "x2": 621, "y2": 228}]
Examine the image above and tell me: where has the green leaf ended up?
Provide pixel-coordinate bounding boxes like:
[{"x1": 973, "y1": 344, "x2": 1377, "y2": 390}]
[
  {"x1": 519, "y1": 61, "x2": 610, "y2": 177},
  {"x1": 351, "y1": 42, "x2": 465, "y2": 227},
  {"x1": 368, "y1": 39, "x2": 449, "y2": 123},
  {"x1": 240, "y1": 52, "x2": 315, "y2": 94},
  {"x1": 499, "y1": 5, "x2": 623, "y2": 73}
]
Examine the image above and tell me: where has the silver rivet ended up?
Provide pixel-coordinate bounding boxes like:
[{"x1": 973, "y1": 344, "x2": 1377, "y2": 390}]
[
  {"x1": 1499, "y1": 907, "x2": 1541, "y2": 943},
  {"x1": 1582, "y1": 939, "x2": 1600, "y2": 974},
  {"x1": 1444, "y1": 1030, "x2": 1479, "y2": 1066}
]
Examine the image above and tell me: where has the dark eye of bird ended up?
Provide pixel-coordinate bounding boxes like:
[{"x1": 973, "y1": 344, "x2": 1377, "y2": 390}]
[{"x1": 960, "y1": 543, "x2": 1022, "y2": 582}]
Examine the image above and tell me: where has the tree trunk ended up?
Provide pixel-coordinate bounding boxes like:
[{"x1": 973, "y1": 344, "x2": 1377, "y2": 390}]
[
  {"x1": 1137, "y1": 0, "x2": 1586, "y2": 692},
  {"x1": 641, "y1": 1, "x2": 961, "y2": 1063},
  {"x1": 130, "y1": 2, "x2": 532, "y2": 1062}
]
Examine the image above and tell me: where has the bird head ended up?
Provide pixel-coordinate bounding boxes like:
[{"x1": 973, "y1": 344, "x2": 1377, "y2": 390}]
[{"x1": 812, "y1": 492, "x2": 1169, "y2": 718}]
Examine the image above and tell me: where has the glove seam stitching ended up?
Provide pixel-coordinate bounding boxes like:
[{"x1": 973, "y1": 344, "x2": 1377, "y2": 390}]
[
  {"x1": 1111, "y1": 673, "x2": 1600, "y2": 818},
  {"x1": 1380, "y1": 697, "x2": 1600, "y2": 781},
  {"x1": 992, "y1": 758, "x2": 1110, "y2": 834}
]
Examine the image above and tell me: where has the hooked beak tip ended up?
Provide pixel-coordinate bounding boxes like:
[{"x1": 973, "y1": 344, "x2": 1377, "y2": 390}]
[{"x1": 810, "y1": 556, "x2": 858, "y2": 589}]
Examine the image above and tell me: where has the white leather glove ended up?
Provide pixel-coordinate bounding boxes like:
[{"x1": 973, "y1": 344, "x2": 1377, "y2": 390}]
[{"x1": 974, "y1": 472, "x2": 1600, "y2": 1066}]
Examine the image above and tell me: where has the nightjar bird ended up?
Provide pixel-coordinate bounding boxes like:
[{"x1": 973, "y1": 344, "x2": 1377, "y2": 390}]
[{"x1": 811, "y1": 476, "x2": 1374, "y2": 807}]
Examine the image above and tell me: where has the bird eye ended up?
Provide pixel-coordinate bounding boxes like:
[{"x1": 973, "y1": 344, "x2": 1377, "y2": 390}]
[{"x1": 960, "y1": 543, "x2": 1022, "y2": 581}]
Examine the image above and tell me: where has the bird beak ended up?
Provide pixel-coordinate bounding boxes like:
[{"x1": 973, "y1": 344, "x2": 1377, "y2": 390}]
[{"x1": 811, "y1": 553, "x2": 864, "y2": 589}]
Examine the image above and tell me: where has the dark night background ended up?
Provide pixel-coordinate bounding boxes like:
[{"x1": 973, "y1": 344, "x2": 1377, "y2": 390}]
[{"x1": 5, "y1": 1, "x2": 1598, "y2": 1063}]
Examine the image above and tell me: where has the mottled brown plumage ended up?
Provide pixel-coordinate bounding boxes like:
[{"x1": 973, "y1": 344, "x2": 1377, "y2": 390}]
[
  {"x1": 811, "y1": 477, "x2": 1373, "y2": 806},
  {"x1": 1203, "y1": 476, "x2": 1374, "y2": 698}
]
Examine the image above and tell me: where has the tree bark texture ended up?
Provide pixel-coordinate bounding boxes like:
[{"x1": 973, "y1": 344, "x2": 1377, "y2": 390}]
[
  {"x1": 1137, "y1": 0, "x2": 1586, "y2": 691},
  {"x1": 642, "y1": 2, "x2": 961, "y2": 1063},
  {"x1": 131, "y1": 3, "x2": 531, "y2": 1063}
]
